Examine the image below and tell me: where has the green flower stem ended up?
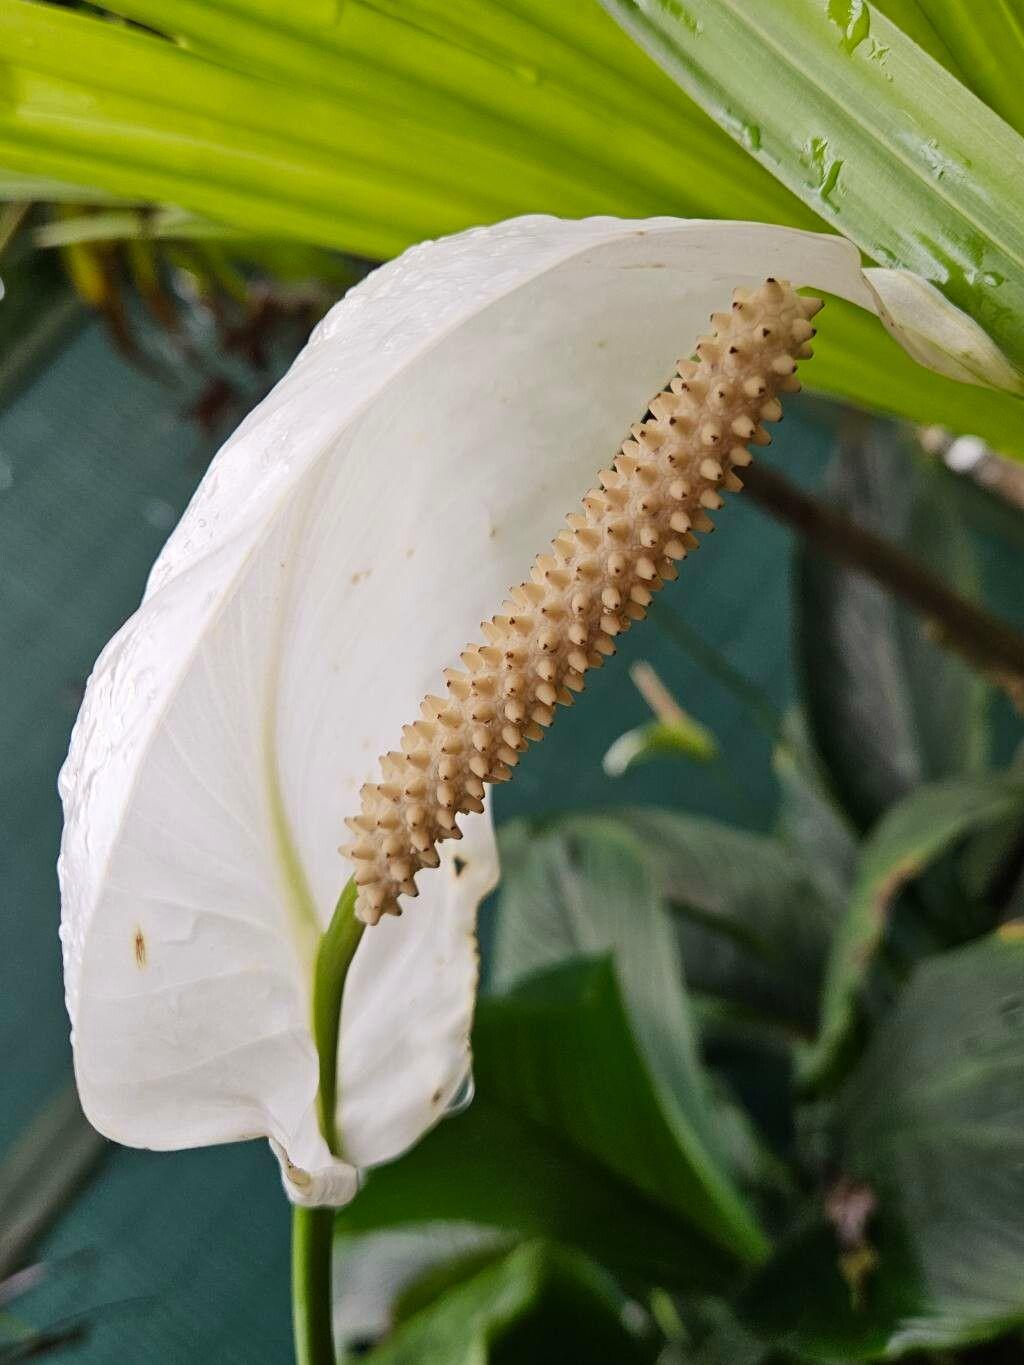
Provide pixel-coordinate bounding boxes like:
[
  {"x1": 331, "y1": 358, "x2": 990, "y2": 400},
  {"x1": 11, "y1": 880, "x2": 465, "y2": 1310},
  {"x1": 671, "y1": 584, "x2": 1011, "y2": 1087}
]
[
  {"x1": 312, "y1": 879, "x2": 365, "y2": 1154},
  {"x1": 291, "y1": 878, "x2": 365, "y2": 1365},
  {"x1": 292, "y1": 1206, "x2": 337, "y2": 1365}
]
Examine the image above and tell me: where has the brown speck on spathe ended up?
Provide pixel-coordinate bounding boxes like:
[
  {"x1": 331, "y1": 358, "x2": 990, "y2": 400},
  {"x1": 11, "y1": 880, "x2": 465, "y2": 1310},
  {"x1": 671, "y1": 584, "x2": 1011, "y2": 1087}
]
[
  {"x1": 453, "y1": 856, "x2": 467, "y2": 878},
  {"x1": 134, "y1": 929, "x2": 147, "y2": 968}
]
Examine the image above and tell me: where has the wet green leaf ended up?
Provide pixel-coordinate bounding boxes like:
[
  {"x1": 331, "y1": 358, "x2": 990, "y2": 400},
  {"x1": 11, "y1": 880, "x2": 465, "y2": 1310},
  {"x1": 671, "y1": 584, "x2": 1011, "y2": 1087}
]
[
  {"x1": 4, "y1": 1, "x2": 1024, "y2": 453},
  {"x1": 602, "y1": 0, "x2": 1024, "y2": 382}
]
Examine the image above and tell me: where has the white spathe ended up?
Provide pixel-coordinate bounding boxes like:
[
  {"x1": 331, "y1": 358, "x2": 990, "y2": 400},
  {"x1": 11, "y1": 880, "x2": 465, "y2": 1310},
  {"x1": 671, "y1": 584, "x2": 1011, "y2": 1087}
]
[{"x1": 59, "y1": 214, "x2": 921, "y2": 1206}]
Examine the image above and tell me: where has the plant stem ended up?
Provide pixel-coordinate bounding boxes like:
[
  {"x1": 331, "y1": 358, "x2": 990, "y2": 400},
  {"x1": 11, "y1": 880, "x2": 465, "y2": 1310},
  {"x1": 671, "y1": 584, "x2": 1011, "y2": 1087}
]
[
  {"x1": 292, "y1": 1207, "x2": 336, "y2": 1365},
  {"x1": 313, "y1": 879, "x2": 364, "y2": 1155},
  {"x1": 742, "y1": 460, "x2": 1024, "y2": 687},
  {"x1": 291, "y1": 878, "x2": 364, "y2": 1365}
]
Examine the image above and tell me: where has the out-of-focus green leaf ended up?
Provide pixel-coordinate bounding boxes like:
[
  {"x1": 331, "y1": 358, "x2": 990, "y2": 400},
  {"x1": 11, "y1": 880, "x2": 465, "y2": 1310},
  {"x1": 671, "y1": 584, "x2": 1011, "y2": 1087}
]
[
  {"x1": 493, "y1": 818, "x2": 779, "y2": 1207},
  {"x1": 806, "y1": 292, "x2": 1024, "y2": 461},
  {"x1": 33, "y1": 209, "x2": 249, "y2": 248},
  {"x1": 489, "y1": 954, "x2": 765, "y2": 1261},
  {"x1": 338, "y1": 1093, "x2": 734, "y2": 1295},
  {"x1": 493, "y1": 820, "x2": 713, "y2": 1141},
  {"x1": 746, "y1": 930, "x2": 1024, "y2": 1357},
  {"x1": 741, "y1": 1215, "x2": 929, "y2": 1361},
  {"x1": 875, "y1": 0, "x2": 1024, "y2": 136},
  {"x1": 0, "y1": 1084, "x2": 105, "y2": 1280},
  {"x1": 616, "y1": 808, "x2": 841, "y2": 1037},
  {"x1": 602, "y1": 0, "x2": 1024, "y2": 382},
  {"x1": 0, "y1": 171, "x2": 127, "y2": 204},
  {"x1": 803, "y1": 775, "x2": 1024, "y2": 1092},
  {"x1": 339, "y1": 959, "x2": 762, "y2": 1285},
  {"x1": 331, "y1": 1224, "x2": 507, "y2": 1356},
  {"x1": 389, "y1": 1242, "x2": 512, "y2": 1331},
  {"x1": 0, "y1": 0, "x2": 781, "y2": 250},
  {"x1": 4, "y1": 1, "x2": 1024, "y2": 455},
  {"x1": 365, "y1": 1239, "x2": 654, "y2": 1365},
  {"x1": 956, "y1": 747, "x2": 1024, "y2": 925},
  {"x1": 0, "y1": 229, "x2": 82, "y2": 408},
  {"x1": 796, "y1": 421, "x2": 990, "y2": 833},
  {"x1": 773, "y1": 709, "x2": 860, "y2": 908},
  {"x1": 494, "y1": 819, "x2": 792, "y2": 1206},
  {"x1": 603, "y1": 716, "x2": 717, "y2": 777}
]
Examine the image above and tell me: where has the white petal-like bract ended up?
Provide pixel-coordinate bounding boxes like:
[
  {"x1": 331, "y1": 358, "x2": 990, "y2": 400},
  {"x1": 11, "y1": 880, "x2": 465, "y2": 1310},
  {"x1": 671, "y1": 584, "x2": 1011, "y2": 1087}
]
[{"x1": 59, "y1": 216, "x2": 878, "y2": 1204}]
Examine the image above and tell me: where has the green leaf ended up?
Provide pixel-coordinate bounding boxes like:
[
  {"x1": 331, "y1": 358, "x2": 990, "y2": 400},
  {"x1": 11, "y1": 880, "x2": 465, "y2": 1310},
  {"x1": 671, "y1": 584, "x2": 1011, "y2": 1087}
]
[
  {"x1": 874, "y1": 0, "x2": 1024, "y2": 136},
  {"x1": 486, "y1": 956, "x2": 766, "y2": 1262},
  {"x1": 339, "y1": 958, "x2": 764, "y2": 1285},
  {"x1": 0, "y1": 170, "x2": 127, "y2": 204},
  {"x1": 601, "y1": 0, "x2": 1024, "y2": 379},
  {"x1": 32, "y1": 209, "x2": 250, "y2": 248},
  {"x1": 330, "y1": 1225, "x2": 508, "y2": 1355},
  {"x1": 492, "y1": 819, "x2": 716, "y2": 1146},
  {"x1": 740, "y1": 1214, "x2": 931, "y2": 1361},
  {"x1": 803, "y1": 775, "x2": 1024, "y2": 1092},
  {"x1": 0, "y1": 225, "x2": 83, "y2": 409},
  {"x1": 365, "y1": 1239, "x2": 654, "y2": 1365},
  {"x1": 603, "y1": 716, "x2": 717, "y2": 776},
  {"x1": 773, "y1": 709, "x2": 860, "y2": 908},
  {"x1": 806, "y1": 291, "x2": 1024, "y2": 463},
  {"x1": 796, "y1": 421, "x2": 990, "y2": 833},
  {"x1": 494, "y1": 819, "x2": 790, "y2": 1203},
  {"x1": 616, "y1": 808, "x2": 841, "y2": 1037},
  {"x1": 388, "y1": 1242, "x2": 513, "y2": 1330},
  {"x1": 5, "y1": 1, "x2": 1024, "y2": 456},
  {"x1": 746, "y1": 929, "x2": 1024, "y2": 1357},
  {"x1": 339, "y1": 1094, "x2": 733, "y2": 1294}
]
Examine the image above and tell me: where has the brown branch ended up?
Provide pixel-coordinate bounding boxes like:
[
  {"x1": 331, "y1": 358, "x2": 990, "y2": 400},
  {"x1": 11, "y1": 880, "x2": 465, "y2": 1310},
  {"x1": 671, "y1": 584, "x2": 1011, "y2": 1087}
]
[{"x1": 741, "y1": 459, "x2": 1024, "y2": 690}]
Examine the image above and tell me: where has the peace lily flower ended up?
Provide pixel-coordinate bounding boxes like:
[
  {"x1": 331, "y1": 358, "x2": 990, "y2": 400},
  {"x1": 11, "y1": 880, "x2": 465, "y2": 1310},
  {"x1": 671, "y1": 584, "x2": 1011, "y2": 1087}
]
[{"x1": 57, "y1": 214, "x2": 1003, "y2": 1208}]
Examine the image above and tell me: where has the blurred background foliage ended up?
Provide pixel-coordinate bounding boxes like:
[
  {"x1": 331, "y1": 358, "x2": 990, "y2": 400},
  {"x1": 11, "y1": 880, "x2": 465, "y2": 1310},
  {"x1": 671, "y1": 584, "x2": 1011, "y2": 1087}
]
[{"x1": 3, "y1": 1, "x2": 1024, "y2": 1362}]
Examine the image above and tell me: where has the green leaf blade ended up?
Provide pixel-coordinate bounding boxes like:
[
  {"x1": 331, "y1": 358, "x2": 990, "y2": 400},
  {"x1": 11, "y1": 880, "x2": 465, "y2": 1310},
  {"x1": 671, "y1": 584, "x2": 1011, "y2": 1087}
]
[
  {"x1": 6, "y1": 0, "x2": 1024, "y2": 452},
  {"x1": 747, "y1": 929, "x2": 1024, "y2": 1357},
  {"x1": 795, "y1": 421, "x2": 991, "y2": 834},
  {"x1": 803, "y1": 774, "x2": 1024, "y2": 1092},
  {"x1": 340, "y1": 953, "x2": 764, "y2": 1286},
  {"x1": 602, "y1": 0, "x2": 1024, "y2": 376},
  {"x1": 367, "y1": 1239, "x2": 654, "y2": 1365},
  {"x1": 876, "y1": 0, "x2": 1024, "y2": 137},
  {"x1": 617, "y1": 808, "x2": 842, "y2": 1038}
]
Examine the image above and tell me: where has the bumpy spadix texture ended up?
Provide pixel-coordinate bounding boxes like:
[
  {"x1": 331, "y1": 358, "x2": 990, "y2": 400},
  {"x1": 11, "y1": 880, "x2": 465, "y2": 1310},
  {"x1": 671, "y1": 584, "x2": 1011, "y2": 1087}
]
[{"x1": 346, "y1": 279, "x2": 822, "y2": 923}]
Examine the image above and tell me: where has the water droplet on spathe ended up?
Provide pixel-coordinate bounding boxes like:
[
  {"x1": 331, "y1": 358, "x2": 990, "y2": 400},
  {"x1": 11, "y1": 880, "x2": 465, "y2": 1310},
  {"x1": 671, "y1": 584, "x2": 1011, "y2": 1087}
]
[{"x1": 447, "y1": 1070, "x2": 475, "y2": 1116}]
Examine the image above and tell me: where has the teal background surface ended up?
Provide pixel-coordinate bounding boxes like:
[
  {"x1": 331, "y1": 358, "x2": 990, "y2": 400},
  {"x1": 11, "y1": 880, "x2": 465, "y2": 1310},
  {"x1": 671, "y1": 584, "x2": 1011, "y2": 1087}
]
[{"x1": 0, "y1": 305, "x2": 839, "y2": 1360}]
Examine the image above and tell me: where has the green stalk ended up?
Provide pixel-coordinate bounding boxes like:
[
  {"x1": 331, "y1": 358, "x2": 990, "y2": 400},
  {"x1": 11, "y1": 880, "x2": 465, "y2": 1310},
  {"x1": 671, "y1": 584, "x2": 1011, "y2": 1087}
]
[
  {"x1": 312, "y1": 879, "x2": 365, "y2": 1155},
  {"x1": 292, "y1": 1206, "x2": 337, "y2": 1365},
  {"x1": 291, "y1": 878, "x2": 365, "y2": 1365}
]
